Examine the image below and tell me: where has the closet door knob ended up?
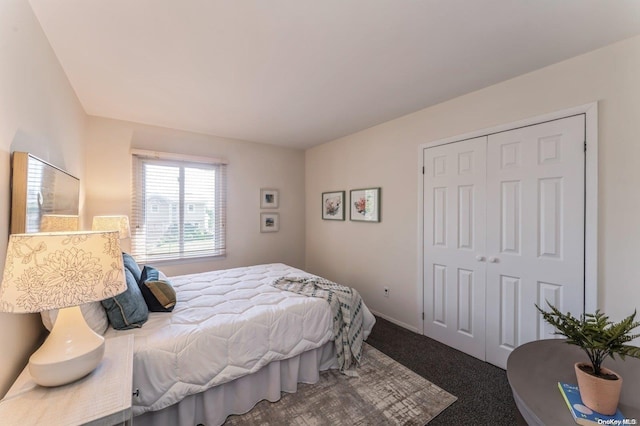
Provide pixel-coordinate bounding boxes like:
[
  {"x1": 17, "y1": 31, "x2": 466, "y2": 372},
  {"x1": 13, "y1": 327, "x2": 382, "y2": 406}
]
[
  {"x1": 488, "y1": 257, "x2": 499, "y2": 263},
  {"x1": 475, "y1": 255, "x2": 485, "y2": 262}
]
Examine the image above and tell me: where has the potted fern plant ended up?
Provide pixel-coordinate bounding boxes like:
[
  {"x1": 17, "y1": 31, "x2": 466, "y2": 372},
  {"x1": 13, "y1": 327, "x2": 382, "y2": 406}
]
[{"x1": 536, "y1": 303, "x2": 640, "y2": 415}]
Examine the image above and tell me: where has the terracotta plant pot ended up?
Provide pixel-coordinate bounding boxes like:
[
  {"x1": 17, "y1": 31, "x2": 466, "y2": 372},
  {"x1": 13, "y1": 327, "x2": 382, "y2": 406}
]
[{"x1": 574, "y1": 362, "x2": 623, "y2": 415}]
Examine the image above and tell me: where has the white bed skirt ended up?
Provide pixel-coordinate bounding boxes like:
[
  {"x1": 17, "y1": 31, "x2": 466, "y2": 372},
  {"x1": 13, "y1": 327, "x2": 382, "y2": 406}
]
[{"x1": 133, "y1": 341, "x2": 338, "y2": 426}]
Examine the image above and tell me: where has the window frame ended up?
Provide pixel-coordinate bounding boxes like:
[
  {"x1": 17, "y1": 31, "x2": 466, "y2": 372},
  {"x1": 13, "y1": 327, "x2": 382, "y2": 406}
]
[{"x1": 131, "y1": 150, "x2": 227, "y2": 263}]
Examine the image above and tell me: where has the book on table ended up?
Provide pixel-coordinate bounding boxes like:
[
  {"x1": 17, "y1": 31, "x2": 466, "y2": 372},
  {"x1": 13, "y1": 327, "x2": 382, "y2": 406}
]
[{"x1": 558, "y1": 382, "x2": 625, "y2": 426}]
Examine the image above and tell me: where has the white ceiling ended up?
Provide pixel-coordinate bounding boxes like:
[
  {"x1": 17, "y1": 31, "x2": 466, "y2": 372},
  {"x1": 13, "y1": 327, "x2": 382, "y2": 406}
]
[{"x1": 29, "y1": 1, "x2": 640, "y2": 149}]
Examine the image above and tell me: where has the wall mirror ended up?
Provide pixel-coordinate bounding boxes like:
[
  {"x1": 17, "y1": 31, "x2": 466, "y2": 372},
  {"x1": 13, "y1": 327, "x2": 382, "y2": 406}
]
[{"x1": 10, "y1": 152, "x2": 80, "y2": 234}]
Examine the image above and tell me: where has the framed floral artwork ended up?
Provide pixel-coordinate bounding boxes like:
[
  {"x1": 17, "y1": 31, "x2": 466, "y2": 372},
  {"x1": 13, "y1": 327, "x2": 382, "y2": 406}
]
[
  {"x1": 260, "y1": 212, "x2": 279, "y2": 232},
  {"x1": 350, "y1": 187, "x2": 381, "y2": 222},
  {"x1": 322, "y1": 191, "x2": 345, "y2": 220},
  {"x1": 260, "y1": 188, "x2": 279, "y2": 209}
]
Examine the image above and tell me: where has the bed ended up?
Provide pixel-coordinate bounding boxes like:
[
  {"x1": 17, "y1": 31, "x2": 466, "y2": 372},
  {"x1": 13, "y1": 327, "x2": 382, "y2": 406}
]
[{"x1": 103, "y1": 262, "x2": 376, "y2": 426}]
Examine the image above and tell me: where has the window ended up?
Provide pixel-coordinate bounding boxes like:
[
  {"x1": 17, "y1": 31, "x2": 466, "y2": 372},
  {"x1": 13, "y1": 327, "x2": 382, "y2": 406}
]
[{"x1": 131, "y1": 150, "x2": 227, "y2": 262}]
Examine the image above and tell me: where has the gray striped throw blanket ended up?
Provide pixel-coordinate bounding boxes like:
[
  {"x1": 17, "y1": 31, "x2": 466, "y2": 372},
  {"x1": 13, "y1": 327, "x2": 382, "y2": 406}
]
[{"x1": 272, "y1": 276, "x2": 364, "y2": 375}]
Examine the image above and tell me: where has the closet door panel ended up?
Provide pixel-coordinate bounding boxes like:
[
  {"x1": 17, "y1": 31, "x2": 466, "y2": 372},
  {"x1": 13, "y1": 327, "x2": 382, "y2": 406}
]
[
  {"x1": 423, "y1": 137, "x2": 487, "y2": 360},
  {"x1": 485, "y1": 115, "x2": 585, "y2": 369}
]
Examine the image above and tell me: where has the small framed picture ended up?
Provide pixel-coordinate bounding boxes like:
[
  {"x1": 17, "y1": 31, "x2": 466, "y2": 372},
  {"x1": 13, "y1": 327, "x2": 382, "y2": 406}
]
[
  {"x1": 322, "y1": 191, "x2": 345, "y2": 220},
  {"x1": 260, "y1": 188, "x2": 279, "y2": 209},
  {"x1": 260, "y1": 212, "x2": 279, "y2": 232},
  {"x1": 350, "y1": 187, "x2": 381, "y2": 222}
]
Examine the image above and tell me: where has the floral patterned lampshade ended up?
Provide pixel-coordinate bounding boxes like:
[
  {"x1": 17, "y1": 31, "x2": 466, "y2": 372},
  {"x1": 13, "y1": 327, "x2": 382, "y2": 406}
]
[
  {"x1": 40, "y1": 215, "x2": 79, "y2": 232},
  {"x1": 0, "y1": 231, "x2": 127, "y2": 313},
  {"x1": 92, "y1": 215, "x2": 131, "y2": 239}
]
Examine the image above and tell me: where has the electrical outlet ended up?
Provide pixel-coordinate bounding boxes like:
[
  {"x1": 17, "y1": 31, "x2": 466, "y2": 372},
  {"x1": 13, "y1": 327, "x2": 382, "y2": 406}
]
[{"x1": 383, "y1": 287, "x2": 389, "y2": 297}]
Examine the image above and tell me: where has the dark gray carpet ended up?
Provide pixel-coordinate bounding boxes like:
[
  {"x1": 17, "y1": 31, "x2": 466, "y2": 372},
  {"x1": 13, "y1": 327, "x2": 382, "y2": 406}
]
[
  {"x1": 225, "y1": 343, "x2": 457, "y2": 425},
  {"x1": 366, "y1": 316, "x2": 520, "y2": 425}
]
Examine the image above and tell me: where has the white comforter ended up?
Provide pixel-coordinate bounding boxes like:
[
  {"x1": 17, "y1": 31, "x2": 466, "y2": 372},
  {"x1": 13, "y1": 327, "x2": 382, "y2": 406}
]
[{"x1": 105, "y1": 263, "x2": 375, "y2": 417}]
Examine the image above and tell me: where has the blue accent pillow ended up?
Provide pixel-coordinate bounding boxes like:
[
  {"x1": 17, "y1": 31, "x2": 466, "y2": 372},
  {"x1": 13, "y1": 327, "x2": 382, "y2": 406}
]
[
  {"x1": 101, "y1": 258, "x2": 149, "y2": 329},
  {"x1": 138, "y1": 266, "x2": 176, "y2": 312},
  {"x1": 122, "y1": 252, "x2": 142, "y2": 282}
]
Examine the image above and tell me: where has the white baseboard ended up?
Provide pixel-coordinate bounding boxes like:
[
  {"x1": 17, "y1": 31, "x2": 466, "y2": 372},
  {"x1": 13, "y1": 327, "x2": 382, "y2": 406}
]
[{"x1": 369, "y1": 310, "x2": 420, "y2": 334}]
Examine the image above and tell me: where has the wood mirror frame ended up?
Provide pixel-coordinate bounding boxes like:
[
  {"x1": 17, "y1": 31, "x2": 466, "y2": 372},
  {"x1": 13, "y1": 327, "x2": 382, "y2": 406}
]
[{"x1": 10, "y1": 152, "x2": 80, "y2": 234}]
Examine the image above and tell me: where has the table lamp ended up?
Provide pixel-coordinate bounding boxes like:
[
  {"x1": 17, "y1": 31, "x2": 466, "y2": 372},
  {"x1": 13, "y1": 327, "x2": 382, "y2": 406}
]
[
  {"x1": 40, "y1": 214, "x2": 79, "y2": 232},
  {"x1": 0, "y1": 231, "x2": 127, "y2": 387},
  {"x1": 91, "y1": 215, "x2": 131, "y2": 239}
]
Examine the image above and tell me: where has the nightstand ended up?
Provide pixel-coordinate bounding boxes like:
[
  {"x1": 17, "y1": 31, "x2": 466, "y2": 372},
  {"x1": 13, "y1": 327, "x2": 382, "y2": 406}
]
[{"x1": 0, "y1": 334, "x2": 134, "y2": 426}]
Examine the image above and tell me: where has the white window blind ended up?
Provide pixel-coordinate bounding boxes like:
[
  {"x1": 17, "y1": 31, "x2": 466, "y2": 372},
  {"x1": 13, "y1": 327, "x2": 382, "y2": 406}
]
[{"x1": 131, "y1": 151, "x2": 227, "y2": 262}]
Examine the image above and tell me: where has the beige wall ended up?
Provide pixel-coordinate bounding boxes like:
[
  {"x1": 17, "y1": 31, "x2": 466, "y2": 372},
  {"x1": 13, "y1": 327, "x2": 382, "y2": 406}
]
[
  {"x1": 0, "y1": 0, "x2": 87, "y2": 396},
  {"x1": 84, "y1": 116, "x2": 306, "y2": 277},
  {"x1": 306, "y1": 35, "x2": 640, "y2": 332}
]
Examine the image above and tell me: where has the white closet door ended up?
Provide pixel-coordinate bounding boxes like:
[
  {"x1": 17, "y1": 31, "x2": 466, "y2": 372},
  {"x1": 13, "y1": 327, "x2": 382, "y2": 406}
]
[
  {"x1": 423, "y1": 137, "x2": 487, "y2": 360},
  {"x1": 484, "y1": 115, "x2": 585, "y2": 368}
]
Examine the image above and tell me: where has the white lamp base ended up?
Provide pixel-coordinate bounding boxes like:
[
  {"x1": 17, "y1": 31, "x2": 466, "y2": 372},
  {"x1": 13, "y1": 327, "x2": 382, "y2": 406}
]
[{"x1": 29, "y1": 305, "x2": 105, "y2": 387}]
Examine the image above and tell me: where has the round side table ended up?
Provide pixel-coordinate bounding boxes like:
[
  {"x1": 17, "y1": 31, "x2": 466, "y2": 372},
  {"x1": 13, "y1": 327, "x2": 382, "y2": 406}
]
[{"x1": 507, "y1": 339, "x2": 640, "y2": 425}]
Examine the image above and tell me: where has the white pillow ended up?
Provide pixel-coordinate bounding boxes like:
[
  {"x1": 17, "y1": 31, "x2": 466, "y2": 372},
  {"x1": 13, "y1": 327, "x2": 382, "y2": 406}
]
[{"x1": 41, "y1": 302, "x2": 109, "y2": 335}]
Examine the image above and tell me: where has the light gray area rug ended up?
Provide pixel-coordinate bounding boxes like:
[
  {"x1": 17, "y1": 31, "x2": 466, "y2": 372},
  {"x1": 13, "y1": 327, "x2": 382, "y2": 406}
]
[{"x1": 224, "y1": 344, "x2": 457, "y2": 425}]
